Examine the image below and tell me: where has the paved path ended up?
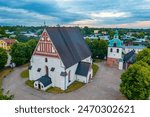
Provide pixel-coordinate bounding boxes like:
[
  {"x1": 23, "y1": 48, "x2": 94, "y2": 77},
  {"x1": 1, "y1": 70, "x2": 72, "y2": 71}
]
[{"x1": 2, "y1": 61, "x2": 126, "y2": 100}]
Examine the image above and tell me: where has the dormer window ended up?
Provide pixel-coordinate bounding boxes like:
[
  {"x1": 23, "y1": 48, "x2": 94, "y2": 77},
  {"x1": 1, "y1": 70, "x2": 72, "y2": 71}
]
[{"x1": 50, "y1": 67, "x2": 55, "y2": 72}]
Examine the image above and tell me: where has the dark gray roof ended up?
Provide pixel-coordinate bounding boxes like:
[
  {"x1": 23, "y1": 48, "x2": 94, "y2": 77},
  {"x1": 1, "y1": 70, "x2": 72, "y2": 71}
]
[
  {"x1": 123, "y1": 50, "x2": 136, "y2": 63},
  {"x1": 36, "y1": 75, "x2": 52, "y2": 87},
  {"x1": 75, "y1": 62, "x2": 91, "y2": 77},
  {"x1": 46, "y1": 27, "x2": 91, "y2": 68}
]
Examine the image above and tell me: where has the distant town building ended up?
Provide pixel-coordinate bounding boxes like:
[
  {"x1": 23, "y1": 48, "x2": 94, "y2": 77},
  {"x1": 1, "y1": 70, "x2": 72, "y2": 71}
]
[
  {"x1": 94, "y1": 30, "x2": 99, "y2": 34},
  {"x1": 0, "y1": 39, "x2": 17, "y2": 50},
  {"x1": 29, "y1": 27, "x2": 93, "y2": 91},
  {"x1": 99, "y1": 35, "x2": 110, "y2": 41}
]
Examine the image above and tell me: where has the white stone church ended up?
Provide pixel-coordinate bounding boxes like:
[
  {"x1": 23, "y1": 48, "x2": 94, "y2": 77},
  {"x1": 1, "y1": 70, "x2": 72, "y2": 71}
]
[
  {"x1": 107, "y1": 30, "x2": 145, "y2": 70},
  {"x1": 29, "y1": 27, "x2": 93, "y2": 91}
]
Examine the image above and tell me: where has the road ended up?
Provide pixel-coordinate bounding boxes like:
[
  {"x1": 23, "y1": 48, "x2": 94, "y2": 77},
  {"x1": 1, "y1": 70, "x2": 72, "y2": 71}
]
[{"x1": 2, "y1": 61, "x2": 126, "y2": 100}]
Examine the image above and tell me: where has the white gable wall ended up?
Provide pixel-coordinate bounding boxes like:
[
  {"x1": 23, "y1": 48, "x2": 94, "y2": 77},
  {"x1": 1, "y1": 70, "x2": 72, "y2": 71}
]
[{"x1": 82, "y1": 56, "x2": 92, "y2": 64}]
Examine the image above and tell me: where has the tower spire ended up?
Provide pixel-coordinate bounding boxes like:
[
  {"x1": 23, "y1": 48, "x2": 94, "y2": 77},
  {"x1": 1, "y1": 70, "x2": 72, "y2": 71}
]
[
  {"x1": 44, "y1": 21, "x2": 46, "y2": 27},
  {"x1": 114, "y1": 30, "x2": 119, "y2": 39}
]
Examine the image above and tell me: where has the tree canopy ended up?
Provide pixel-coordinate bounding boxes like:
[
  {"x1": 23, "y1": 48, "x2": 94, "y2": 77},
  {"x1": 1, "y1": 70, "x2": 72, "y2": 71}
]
[
  {"x1": 136, "y1": 48, "x2": 150, "y2": 65},
  {"x1": 120, "y1": 61, "x2": 150, "y2": 100},
  {"x1": 11, "y1": 39, "x2": 37, "y2": 66},
  {"x1": 0, "y1": 48, "x2": 8, "y2": 69},
  {"x1": 85, "y1": 39, "x2": 108, "y2": 59}
]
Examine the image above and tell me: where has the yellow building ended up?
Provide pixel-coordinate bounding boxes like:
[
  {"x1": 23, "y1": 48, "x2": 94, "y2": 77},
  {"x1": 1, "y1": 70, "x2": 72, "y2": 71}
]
[{"x1": 0, "y1": 39, "x2": 17, "y2": 50}]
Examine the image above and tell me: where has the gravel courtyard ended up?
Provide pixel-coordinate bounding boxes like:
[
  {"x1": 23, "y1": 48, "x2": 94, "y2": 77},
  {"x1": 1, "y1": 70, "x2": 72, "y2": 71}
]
[{"x1": 2, "y1": 61, "x2": 126, "y2": 100}]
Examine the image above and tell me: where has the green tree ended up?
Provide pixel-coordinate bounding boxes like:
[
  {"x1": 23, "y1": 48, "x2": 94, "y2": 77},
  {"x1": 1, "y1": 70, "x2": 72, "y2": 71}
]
[
  {"x1": 11, "y1": 39, "x2": 37, "y2": 66},
  {"x1": 0, "y1": 89, "x2": 14, "y2": 100},
  {"x1": 139, "y1": 32, "x2": 145, "y2": 38},
  {"x1": 120, "y1": 61, "x2": 150, "y2": 100},
  {"x1": 85, "y1": 39, "x2": 108, "y2": 59},
  {"x1": 136, "y1": 48, "x2": 150, "y2": 65},
  {"x1": 108, "y1": 30, "x2": 114, "y2": 39},
  {"x1": 0, "y1": 48, "x2": 8, "y2": 69}
]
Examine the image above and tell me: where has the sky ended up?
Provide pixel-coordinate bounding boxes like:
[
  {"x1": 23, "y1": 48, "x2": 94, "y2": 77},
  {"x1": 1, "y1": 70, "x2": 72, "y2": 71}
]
[{"x1": 0, "y1": 0, "x2": 150, "y2": 28}]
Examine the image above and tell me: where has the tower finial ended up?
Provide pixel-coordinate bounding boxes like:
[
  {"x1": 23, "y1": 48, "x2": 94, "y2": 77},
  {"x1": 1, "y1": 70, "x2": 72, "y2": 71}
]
[
  {"x1": 114, "y1": 30, "x2": 119, "y2": 39},
  {"x1": 44, "y1": 21, "x2": 46, "y2": 27}
]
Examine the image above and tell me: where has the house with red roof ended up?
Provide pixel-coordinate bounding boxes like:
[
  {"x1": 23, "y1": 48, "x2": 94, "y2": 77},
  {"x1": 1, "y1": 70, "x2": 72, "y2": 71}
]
[{"x1": 0, "y1": 39, "x2": 17, "y2": 50}]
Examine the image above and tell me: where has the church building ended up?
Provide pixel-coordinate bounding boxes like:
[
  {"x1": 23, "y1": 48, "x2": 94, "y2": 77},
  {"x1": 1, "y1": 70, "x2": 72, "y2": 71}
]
[
  {"x1": 107, "y1": 30, "x2": 123, "y2": 67},
  {"x1": 29, "y1": 27, "x2": 93, "y2": 91},
  {"x1": 107, "y1": 30, "x2": 145, "y2": 70}
]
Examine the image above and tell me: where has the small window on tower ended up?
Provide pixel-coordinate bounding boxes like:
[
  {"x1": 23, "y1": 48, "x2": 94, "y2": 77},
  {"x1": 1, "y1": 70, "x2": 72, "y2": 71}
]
[
  {"x1": 45, "y1": 58, "x2": 48, "y2": 62},
  {"x1": 117, "y1": 49, "x2": 119, "y2": 53},
  {"x1": 110, "y1": 48, "x2": 113, "y2": 52},
  {"x1": 113, "y1": 43, "x2": 117, "y2": 47}
]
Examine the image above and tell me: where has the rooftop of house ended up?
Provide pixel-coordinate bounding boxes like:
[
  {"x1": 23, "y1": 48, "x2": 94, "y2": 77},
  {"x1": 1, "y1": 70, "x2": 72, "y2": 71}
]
[
  {"x1": 75, "y1": 62, "x2": 91, "y2": 77},
  {"x1": 45, "y1": 27, "x2": 92, "y2": 68},
  {"x1": 123, "y1": 50, "x2": 136, "y2": 64},
  {"x1": 122, "y1": 45, "x2": 146, "y2": 49},
  {"x1": 36, "y1": 75, "x2": 52, "y2": 87},
  {"x1": 0, "y1": 39, "x2": 16, "y2": 44}
]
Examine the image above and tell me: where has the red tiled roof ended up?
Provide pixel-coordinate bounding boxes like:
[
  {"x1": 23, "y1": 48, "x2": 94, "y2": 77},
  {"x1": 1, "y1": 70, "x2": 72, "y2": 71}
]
[{"x1": 1, "y1": 39, "x2": 16, "y2": 45}]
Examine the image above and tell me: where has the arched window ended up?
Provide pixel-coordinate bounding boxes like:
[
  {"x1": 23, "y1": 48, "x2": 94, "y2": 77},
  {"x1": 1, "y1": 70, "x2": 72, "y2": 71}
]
[
  {"x1": 110, "y1": 48, "x2": 113, "y2": 52},
  {"x1": 45, "y1": 66, "x2": 49, "y2": 75},
  {"x1": 117, "y1": 49, "x2": 119, "y2": 53},
  {"x1": 113, "y1": 43, "x2": 117, "y2": 47}
]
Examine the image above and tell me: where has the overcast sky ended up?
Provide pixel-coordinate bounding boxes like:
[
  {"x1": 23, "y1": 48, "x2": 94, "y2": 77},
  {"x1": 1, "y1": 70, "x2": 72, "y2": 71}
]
[{"x1": 0, "y1": 0, "x2": 150, "y2": 28}]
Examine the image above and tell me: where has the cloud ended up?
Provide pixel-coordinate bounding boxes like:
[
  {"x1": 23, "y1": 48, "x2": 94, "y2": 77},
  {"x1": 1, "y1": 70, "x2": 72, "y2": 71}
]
[
  {"x1": 0, "y1": 6, "x2": 56, "y2": 20},
  {"x1": 91, "y1": 11, "x2": 131, "y2": 18},
  {"x1": 0, "y1": 0, "x2": 149, "y2": 28}
]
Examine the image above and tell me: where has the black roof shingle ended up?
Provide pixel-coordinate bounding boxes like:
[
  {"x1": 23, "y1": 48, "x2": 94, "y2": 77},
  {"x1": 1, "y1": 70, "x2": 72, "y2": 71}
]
[
  {"x1": 36, "y1": 75, "x2": 52, "y2": 87},
  {"x1": 75, "y1": 62, "x2": 91, "y2": 77},
  {"x1": 123, "y1": 50, "x2": 136, "y2": 63},
  {"x1": 46, "y1": 27, "x2": 91, "y2": 69}
]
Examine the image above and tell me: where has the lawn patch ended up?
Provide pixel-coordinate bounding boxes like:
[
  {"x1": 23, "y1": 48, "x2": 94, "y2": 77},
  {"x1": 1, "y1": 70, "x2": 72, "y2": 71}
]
[
  {"x1": 92, "y1": 64, "x2": 99, "y2": 77},
  {"x1": 25, "y1": 80, "x2": 34, "y2": 88},
  {"x1": 46, "y1": 81, "x2": 85, "y2": 94},
  {"x1": 20, "y1": 69, "x2": 29, "y2": 78},
  {"x1": 65, "y1": 81, "x2": 85, "y2": 93},
  {"x1": 46, "y1": 87, "x2": 64, "y2": 94}
]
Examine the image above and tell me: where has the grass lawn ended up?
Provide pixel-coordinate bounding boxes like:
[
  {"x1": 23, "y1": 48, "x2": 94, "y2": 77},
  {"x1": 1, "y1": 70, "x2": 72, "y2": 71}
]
[
  {"x1": 46, "y1": 81, "x2": 85, "y2": 94},
  {"x1": 46, "y1": 87, "x2": 64, "y2": 94},
  {"x1": 0, "y1": 68, "x2": 13, "y2": 88},
  {"x1": 26, "y1": 80, "x2": 85, "y2": 94},
  {"x1": 0, "y1": 68, "x2": 14, "y2": 100},
  {"x1": 25, "y1": 80, "x2": 34, "y2": 88},
  {"x1": 20, "y1": 69, "x2": 29, "y2": 78},
  {"x1": 93, "y1": 59, "x2": 102, "y2": 63},
  {"x1": 92, "y1": 64, "x2": 99, "y2": 77}
]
